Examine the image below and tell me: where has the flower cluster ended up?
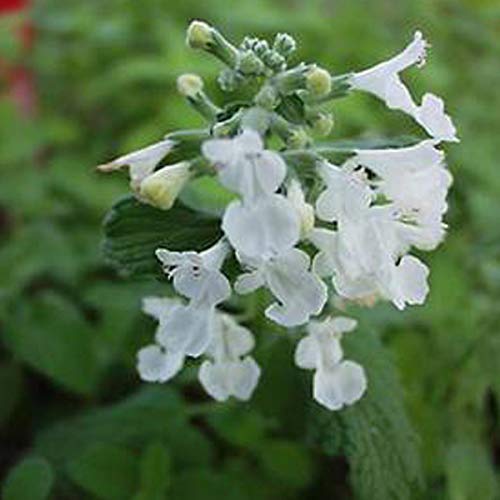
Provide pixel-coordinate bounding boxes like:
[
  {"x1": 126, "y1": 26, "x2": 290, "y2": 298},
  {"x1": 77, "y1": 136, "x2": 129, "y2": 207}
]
[{"x1": 99, "y1": 23, "x2": 457, "y2": 411}]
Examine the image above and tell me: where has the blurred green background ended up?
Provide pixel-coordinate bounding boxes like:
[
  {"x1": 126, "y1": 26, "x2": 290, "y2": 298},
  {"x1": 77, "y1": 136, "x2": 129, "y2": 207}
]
[{"x1": 1, "y1": 0, "x2": 499, "y2": 498}]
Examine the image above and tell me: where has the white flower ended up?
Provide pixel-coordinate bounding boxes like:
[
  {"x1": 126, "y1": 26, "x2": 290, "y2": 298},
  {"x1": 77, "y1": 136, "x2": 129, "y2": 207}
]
[
  {"x1": 202, "y1": 129, "x2": 287, "y2": 202},
  {"x1": 155, "y1": 240, "x2": 231, "y2": 308},
  {"x1": 153, "y1": 241, "x2": 231, "y2": 356},
  {"x1": 287, "y1": 179, "x2": 315, "y2": 238},
  {"x1": 235, "y1": 248, "x2": 327, "y2": 327},
  {"x1": 350, "y1": 31, "x2": 428, "y2": 114},
  {"x1": 351, "y1": 140, "x2": 452, "y2": 224},
  {"x1": 295, "y1": 316, "x2": 367, "y2": 411},
  {"x1": 97, "y1": 139, "x2": 175, "y2": 191},
  {"x1": 136, "y1": 297, "x2": 185, "y2": 382},
  {"x1": 315, "y1": 161, "x2": 372, "y2": 222},
  {"x1": 350, "y1": 31, "x2": 458, "y2": 142},
  {"x1": 311, "y1": 208, "x2": 431, "y2": 310},
  {"x1": 222, "y1": 194, "x2": 300, "y2": 259},
  {"x1": 198, "y1": 314, "x2": 261, "y2": 401}
]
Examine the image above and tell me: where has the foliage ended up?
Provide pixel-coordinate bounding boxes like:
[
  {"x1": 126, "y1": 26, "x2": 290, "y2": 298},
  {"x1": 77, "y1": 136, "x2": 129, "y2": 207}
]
[{"x1": 0, "y1": 0, "x2": 499, "y2": 499}]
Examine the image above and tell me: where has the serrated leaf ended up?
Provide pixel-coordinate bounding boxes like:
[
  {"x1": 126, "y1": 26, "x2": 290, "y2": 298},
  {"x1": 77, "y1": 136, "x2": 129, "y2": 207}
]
[
  {"x1": 308, "y1": 329, "x2": 422, "y2": 500},
  {"x1": 2, "y1": 457, "x2": 54, "y2": 500},
  {"x1": 102, "y1": 196, "x2": 222, "y2": 277},
  {"x1": 67, "y1": 443, "x2": 139, "y2": 500}
]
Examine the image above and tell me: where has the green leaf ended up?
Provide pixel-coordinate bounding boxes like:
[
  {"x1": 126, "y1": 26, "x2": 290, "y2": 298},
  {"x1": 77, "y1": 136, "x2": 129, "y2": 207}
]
[
  {"x1": 2, "y1": 457, "x2": 54, "y2": 500},
  {"x1": 34, "y1": 387, "x2": 185, "y2": 467},
  {"x1": 259, "y1": 440, "x2": 313, "y2": 489},
  {"x1": 0, "y1": 362, "x2": 22, "y2": 427},
  {"x1": 133, "y1": 442, "x2": 171, "y2": 500},
  {"x1": 3, "y1": 292, "x2": 99, "y2": 395},
  {"x1": 445, "y1": 442, "x2": 498, "y2": 500},
  {"x1": 67, "y1": 443, "x2": 139, "y2": 500},
  {"x1": 308, "y1": 329, "x2": 422, "y2": 500},
  {"x1": 102, "y1": 196, "x2": 222, "y2": 277}
]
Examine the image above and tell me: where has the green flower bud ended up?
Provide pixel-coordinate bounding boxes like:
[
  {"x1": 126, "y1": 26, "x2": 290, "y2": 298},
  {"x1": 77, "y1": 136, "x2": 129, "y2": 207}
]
[
  {"x1": 306, "y1": 66, "x2": 332, "y2": 98},
  {"x1": 287, "y1": 127, "x2": 311, "y2": 149},
  {"x1": 186, "y1": 20, "x2": 214, "y2": 50},
  {"x1": 273, "y1": 33, "x2": 296, "y2": 57},
  {"x1": 237, "y1": 50, "x2": 265, "y2": 75},
  {"x1": 311, "y1": 112, "x2": 334, "y2": 137},
  {"x1": 176, "y1": 73, "x2": 204, "y2": 98},
  {"x1": 254, "y1": 84, "x2": 280, "y2": 110}
]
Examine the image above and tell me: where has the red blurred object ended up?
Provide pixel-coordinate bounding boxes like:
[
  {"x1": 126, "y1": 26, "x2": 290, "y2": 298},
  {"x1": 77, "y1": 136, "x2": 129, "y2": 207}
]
[
  {"x1": 0, "y1": 0, "x2": 36, "y2": 115},
  {"x1": 0, "y1": 0, "x2": 28, "y2": 14}
]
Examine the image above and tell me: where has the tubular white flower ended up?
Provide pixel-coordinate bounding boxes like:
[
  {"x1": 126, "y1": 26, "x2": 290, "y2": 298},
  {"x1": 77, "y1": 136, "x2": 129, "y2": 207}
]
[
  {"x1": 295, "y1": 316, "x2": 367, "y2": 411},
  {"x1": 202, "y1": 129, "x2": 287, "y2": 203},
  {"x1": 350, "y1": 31, "x2": 428, "y2": 114},
  {"x1": 222, "y1": 194, "x2": 300, "y2": 259},
  {"x1": 235, "y1": 248, "x2": 327, "y2": 327},
  {"x1": 155, "y1": 240, "x2": 231, "y2": 308},
  {"x1": 198, "y1": 314, "x2": 261, "y2": 401},
  {"x1": 97, "y1": 140, "x2": 175, "y2": 191},
  {"x1": 137, "y1": 345, "x2": 185, "y2": 383},
  {"x1": 350, "y1": 31, "x2": 458, "y2": 142}
]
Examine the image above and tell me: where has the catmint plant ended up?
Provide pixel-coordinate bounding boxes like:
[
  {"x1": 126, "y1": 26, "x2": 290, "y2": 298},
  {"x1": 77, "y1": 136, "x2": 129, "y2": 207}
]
[{"x1": 98, "y1": 21, "x2": 457, "y2": 411}]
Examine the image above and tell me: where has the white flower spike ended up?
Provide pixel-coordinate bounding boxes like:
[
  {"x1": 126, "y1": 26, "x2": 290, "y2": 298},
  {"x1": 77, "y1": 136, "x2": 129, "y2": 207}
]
[
  {"x1": 295, "y1": 317, "x2": 367, "y2": 411},
  {"x1": 199, "y1": 314, "x2": 261, "y2": 401}
]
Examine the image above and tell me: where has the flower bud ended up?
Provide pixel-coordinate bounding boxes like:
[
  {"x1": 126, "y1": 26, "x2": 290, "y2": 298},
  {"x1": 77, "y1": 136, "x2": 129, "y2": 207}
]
[
  {"x1": 254, "y1": 84, "x2": 280, "y2": 110},
  {"x1": 177, "y1": 73, "x2": 204, "y2": 98},
  {"x1": 306, "y1": 66, "x2": 332, "y2": 98},
  {"x1": 139, "y1": 162, "x2": 191, "y2": 210},
  {"x1": 273, "y1": 33, "x2": 296, "y2": 57},
  {"x1": 237, "y1": 50, "x2": 265, "y2": 75},
  {"x1": 186, "y1": 20, "x2": 213, "y2": 50},
  {"x1": 287, "y1": 127, "x2": 311, "y2": 149},
  {"x1": 311, "y1": 112, "x2": 334, "y2": 137}
]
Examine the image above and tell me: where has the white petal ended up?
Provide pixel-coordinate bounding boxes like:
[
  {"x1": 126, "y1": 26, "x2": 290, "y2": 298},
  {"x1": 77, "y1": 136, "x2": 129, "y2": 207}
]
[
  {"x1": 158, "y1": 305, "x2": 214, "y2": 357},
  {"x1": 229, "y1": 357, "x2": 261, "y2": 401},
  {"x1": 294, "y1": 335, "x2": 320, "y2": 370},
  {"x1": 313, "y1": 361, "x2": 367, "y2": 410},
  {"x1": 235, "y1": 270, "x2": 265, "y2": 294},
  {"x1": 265, "y1": 249, "x2": 327, "y2": 327},
  {"x1": 141, "y1": 296, "x2": 179, "y2": 320},
  {"x1": 137, "y1": 345, "x2": 184, "y2": 383},
  {"x1": 198, "y1": 360, "x2": 230, "y2": 401},
  {"x1": 331, "y1": 316, "x2": 358, "y2": 334},
  {"x1": 335, "y1": 360, "x2": 367, "y2": 405},
  {"x1": 222, "y1": 195, "x2": 300, "y2": 259},
  {"x1": 415, "y1": 93, "x2": 459, "y2": 142},
  {"x1": 174, "y1": 267, "x2": 231, "y2": 307},
  {"x1": 392, "y1": 255, "x2": 430, "y2": 309},
  {"x1": 220, "y1": 314, "x2": 255, "y2": 358},
  {"x1": 313, "y1": 368, "x2": 344, "y2": 411}
]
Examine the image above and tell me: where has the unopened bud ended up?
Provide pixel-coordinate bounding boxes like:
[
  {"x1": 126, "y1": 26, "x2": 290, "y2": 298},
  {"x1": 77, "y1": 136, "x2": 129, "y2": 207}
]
[
  {"x1": 311, "y1": 112, "x2": 334, "y2": 137},
  {"x1": 139, "y1": 162, "x2": 191, "y2": 210},
  {"x1": 306, "y1": 66, "x2": 332, "y2": 98},
  {"x1": 186, "y1": 20, "x2": 213, "y2": 50},
  {"x1": 254, "y1": 84, "x2": 280, "y2": 110},
  {"x1": 177, "y1": 73, "x2": 204, "y2": 98},
  {"x1": 287, "y1": 127, "x2": 311, "y2": 149},
  {"x1": 237, "y1": 50, "x2": 265, "y2": 75},
  {"x1": 273, "y1": 33, "x2": 296, "y2": 57}
]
